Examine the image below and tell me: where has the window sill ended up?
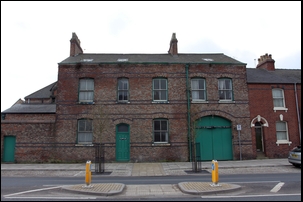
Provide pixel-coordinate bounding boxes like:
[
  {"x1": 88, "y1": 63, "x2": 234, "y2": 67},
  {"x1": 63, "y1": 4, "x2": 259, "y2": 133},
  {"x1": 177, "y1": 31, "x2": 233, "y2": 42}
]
[
  {"x1": 75, "y1": 144, "x2": 94, "y2": 146},
  {"x1": 152, "y1": 143, "x2": 171, "y2": 146},
  {"x1": 191, "y1": 100, "x2": 208, "y2": 104},
  {"x1": 116, "y1": 101, "x2": 130, "y2": 104},
  {"x1": 78, "y1": 102, "x2": 95, "y2": 105},
  {"x1": 273, "y1": 107, "x2": 288, "y2": 112},
  {"x1": 152, "y1": 101, "x2": 169, "y2": 104},
  {"x1": 276, "y1": 141, "x2": 292, "y2": 146},
  {"x1": 218, "y1": 100, "x2": 235, "y2": 103}
]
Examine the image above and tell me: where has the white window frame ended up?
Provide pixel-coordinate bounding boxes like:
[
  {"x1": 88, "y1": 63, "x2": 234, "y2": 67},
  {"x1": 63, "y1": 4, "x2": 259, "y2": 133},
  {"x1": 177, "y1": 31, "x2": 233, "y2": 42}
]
[
  {"x1": 272, "y1": 88, "x2": 288, "y2": 112},
  {"x1": 275, "y1": 121, "x2": 292, "y2": 145},
  {"x1": 77, "y1": 119, "x2": 93, "y2": 144},
  {"x1": 191, "y1": 78, "x2": 206, "y2": 102}
]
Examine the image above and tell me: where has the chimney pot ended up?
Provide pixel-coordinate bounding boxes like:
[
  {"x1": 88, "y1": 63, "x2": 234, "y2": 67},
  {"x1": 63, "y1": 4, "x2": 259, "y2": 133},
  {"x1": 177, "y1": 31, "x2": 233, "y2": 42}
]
[{"x1": 256, "y1": 53, "x2": 275, "y2": 71}]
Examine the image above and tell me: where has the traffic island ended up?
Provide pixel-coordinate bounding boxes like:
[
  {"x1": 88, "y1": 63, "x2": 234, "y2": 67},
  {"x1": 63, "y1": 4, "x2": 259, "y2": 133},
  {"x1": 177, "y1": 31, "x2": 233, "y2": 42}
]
[
  {"x1": 61, "y1": 183, "x2": 125, "y2": 196},
  {"x1": 178, "y1": 182, "x2": 241, "y2": 195}
]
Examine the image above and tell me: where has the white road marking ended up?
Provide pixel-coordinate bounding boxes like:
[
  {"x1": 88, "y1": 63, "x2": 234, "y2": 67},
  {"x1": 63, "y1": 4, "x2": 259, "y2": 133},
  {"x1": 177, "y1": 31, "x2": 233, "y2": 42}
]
[
  {"x1": 4, "y1": 197, "x2": 97, "y2": 199},
  {"x1": 270, "y1": 182, "x2": 285, "y2": 192},
  {"x1": 74, "y1": 171, "x2": 84, "y2": 176},
  {"x1": 3, "y1": 186, "x2": 61, "y2": 197},
  {"x1": 202, "y1": 193, "x2": 300, "y2": 198}
]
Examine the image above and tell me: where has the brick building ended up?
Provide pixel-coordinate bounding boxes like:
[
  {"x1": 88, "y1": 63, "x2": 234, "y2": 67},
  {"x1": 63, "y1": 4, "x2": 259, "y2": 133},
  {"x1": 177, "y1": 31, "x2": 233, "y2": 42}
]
[
  {"x1": 1, "y1": 33, "x2": 300, "y2": 163},
  {"x1": 247, "y1": 54, "x2": 301, "y2": 159}
]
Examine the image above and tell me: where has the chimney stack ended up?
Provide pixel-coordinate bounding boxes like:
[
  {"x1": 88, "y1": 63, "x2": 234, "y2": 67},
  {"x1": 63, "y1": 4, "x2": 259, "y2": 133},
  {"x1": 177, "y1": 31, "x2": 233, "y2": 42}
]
[
  {"x1": 168, "y1": 33, "x2": 178, "y2": 56},
  {"x1": 256, "y1": 53, "x2": 275, "y2": 71},
  {"x1": 70, "y1": 32, "x2": 83, "y2": 57}
]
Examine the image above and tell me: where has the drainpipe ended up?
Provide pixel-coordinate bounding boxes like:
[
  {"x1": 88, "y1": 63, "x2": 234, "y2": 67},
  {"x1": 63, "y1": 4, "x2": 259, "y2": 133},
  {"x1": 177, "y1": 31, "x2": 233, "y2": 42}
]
[
  {"x1": 294, "y1": 83, "x2": 301, "y2": 142},
  {"x1": 186, "y1": 64, "x2": 192, "y2": 161}
]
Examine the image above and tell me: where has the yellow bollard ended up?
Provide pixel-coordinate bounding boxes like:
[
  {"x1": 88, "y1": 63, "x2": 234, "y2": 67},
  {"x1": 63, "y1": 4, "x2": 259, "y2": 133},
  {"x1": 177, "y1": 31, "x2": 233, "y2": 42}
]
[
  {"x1": 211, "y1": 160, "x2": 219, "y2": 185},
  {"x1": 85, "y1": 160, "x2": 92, "y2": 186}
]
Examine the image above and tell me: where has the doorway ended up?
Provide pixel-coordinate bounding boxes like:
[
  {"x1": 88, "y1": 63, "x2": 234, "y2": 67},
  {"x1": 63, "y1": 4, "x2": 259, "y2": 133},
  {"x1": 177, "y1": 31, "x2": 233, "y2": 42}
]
[
  {"x1": 3, "y1": 136, "x2": 16, "y2": 162},
  {"x1": 115, "y1": 123, "x2": 130, "y2": 161}
]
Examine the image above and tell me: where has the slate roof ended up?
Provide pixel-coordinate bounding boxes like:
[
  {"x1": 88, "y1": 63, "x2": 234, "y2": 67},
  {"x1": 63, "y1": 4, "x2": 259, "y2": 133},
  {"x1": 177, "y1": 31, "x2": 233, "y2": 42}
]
[
  {"x1": 2, "y1": 104, "x2": 56, "y2": 114},
  {"x1": 25, "y1": 82, "x2": 57, "y2": 99},
  {"x1": 59, "y1": 53, "x2": 246, "y2": 65},
  {"x1": 246, "y1": 68, "x2": 301, "y2": 84}
]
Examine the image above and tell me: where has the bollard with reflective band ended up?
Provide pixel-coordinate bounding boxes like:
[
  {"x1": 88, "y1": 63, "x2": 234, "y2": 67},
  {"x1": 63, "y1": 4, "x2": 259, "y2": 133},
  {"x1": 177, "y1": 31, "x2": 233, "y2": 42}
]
[
  {"x1": 211, "y1": 160, "x2": 219, "y2": 184},
  {"x1": 85, "y1": 160, "x2": 92, "y2": 186}
]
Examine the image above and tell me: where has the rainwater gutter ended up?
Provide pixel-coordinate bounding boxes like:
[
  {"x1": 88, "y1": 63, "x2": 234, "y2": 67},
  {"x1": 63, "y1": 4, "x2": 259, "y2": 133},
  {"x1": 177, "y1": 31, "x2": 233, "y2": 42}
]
[
  {"x1": 294, "y1": 83, "x2": 301, "y2": 142},
  {"x1": 186, "y1": 64, "x2": 192, "y2": 161}
]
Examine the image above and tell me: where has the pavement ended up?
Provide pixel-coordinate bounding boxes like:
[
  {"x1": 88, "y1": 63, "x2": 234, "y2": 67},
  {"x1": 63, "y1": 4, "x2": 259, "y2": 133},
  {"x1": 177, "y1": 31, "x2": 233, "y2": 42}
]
[{"x1": 1, "y1": 158, "x2": 300, "y2": 198}]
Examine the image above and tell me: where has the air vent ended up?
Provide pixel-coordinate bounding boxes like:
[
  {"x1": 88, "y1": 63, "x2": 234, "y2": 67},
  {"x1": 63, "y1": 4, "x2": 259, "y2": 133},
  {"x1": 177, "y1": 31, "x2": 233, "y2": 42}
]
[
  {"x1": 202, "y1": 58, "x2": 213, "y2": 61},
  {"x1": 81, "y1": 59, "x2": 94, "y2": 62}
]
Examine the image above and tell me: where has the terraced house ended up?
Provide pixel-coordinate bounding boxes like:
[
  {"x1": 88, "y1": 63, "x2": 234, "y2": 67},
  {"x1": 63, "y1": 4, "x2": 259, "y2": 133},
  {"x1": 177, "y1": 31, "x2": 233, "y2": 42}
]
[{"x1": 1, "y1": 33, "x2": 300, "y2": 163}]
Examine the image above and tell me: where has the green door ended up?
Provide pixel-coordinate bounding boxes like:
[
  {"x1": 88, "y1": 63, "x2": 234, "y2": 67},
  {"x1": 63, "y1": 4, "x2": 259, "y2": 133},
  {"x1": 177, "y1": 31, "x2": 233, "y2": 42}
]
[
  {"x1": 116, "y1": 123, "x2": 130, "y2": 161},
  {"x1": 195, "y1": 116, "x2": 233, "y2": 161},
  {"x1": 3, "y1": 136, "x2": 16, "y2": 162}
]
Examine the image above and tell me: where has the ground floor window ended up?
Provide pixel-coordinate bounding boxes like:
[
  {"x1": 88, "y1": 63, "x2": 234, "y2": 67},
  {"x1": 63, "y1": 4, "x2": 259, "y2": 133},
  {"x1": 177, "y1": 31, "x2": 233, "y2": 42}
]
[
  {"x1": 78, "y1": 119, "x2": 93, "y2": 144},
  {"x1": 153, "y1": 119, "x2": 168, "y2": 143}
]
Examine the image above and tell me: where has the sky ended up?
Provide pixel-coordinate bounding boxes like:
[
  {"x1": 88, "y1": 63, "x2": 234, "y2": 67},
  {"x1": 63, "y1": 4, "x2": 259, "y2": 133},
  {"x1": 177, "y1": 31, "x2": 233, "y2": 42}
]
[{"x1": 1, "y1": 1, "x2": 301, "y2": 111}]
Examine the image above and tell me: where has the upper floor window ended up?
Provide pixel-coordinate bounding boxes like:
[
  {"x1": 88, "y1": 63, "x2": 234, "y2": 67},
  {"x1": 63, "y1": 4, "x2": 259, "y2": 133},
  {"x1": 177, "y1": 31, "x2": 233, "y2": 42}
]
[
  {"x1": 118, "y1": 78, "x2": 129, "y2": 102},
  {"x1": 276, "y1": 121, "x2": 290, "y2": 144},
  {"x1": 191, "y1": 78, "x2": 206, "y2": 101},
  {"x1": 77, "y1": 119, "x2": 93, "y2": 144},
  {"x1": 272, "y1": 89, "x2": 285, "y2": 107},
  {"x1": 153, "y1": 78, "x2": 167, "y2": 101},
  {"x1": 153, "y1": 119, "x2": 169, "y2": 143},
  {"x1": 79, "y1": 78, "x2": 94, "y2": 103},
  {"x1": 272, "y1": 88, "x2": 288, "y2": 112},
  {"x1": 218, "y1": 78, "x2": 233, "y2": 101}
]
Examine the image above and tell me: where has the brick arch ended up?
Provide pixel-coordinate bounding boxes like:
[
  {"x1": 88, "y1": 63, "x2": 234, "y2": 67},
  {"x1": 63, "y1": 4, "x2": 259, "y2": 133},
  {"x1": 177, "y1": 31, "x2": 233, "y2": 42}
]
[
  {"x1": 191, "y1": 110, "x2": 236, "y2": 123},
  {"x1": 151, "y1": 113, "x2": 169, "y2": 119},
  {"x1": 112, "y1": 118, "x2": 133, "y2": 125},
  {"x1": 77, "y1": 114, "x2": 94, "y2": 120}
]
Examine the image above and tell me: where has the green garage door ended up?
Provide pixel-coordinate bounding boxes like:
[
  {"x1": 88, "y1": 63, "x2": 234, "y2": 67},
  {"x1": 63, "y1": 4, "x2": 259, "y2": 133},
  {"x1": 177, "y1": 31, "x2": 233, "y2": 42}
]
[{"x1": 195, "y1": 116, "x2": 233, "y2": 161}]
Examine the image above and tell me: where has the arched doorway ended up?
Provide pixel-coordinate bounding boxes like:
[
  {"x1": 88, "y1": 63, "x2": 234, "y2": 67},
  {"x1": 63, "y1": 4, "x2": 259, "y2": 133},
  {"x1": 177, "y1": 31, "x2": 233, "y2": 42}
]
[
  {"x1": 195, "y1": 115, "x2": 233, "y2": 161},
  {"x1": 255, "y1": 122, "x2": 264, "y2": 152}
]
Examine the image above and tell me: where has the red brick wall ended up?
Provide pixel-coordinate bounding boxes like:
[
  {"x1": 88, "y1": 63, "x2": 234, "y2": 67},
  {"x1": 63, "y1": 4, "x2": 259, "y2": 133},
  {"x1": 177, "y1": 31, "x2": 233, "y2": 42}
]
[{"x1": 248, "y1": 83, "x2": 301, "y2": 158}]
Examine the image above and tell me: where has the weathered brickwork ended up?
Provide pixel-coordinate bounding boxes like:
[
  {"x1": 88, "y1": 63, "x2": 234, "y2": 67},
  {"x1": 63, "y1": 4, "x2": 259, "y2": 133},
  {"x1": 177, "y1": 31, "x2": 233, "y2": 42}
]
[{"x1": 53, "y1": 61, "x2": 252, "y2": 162}]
